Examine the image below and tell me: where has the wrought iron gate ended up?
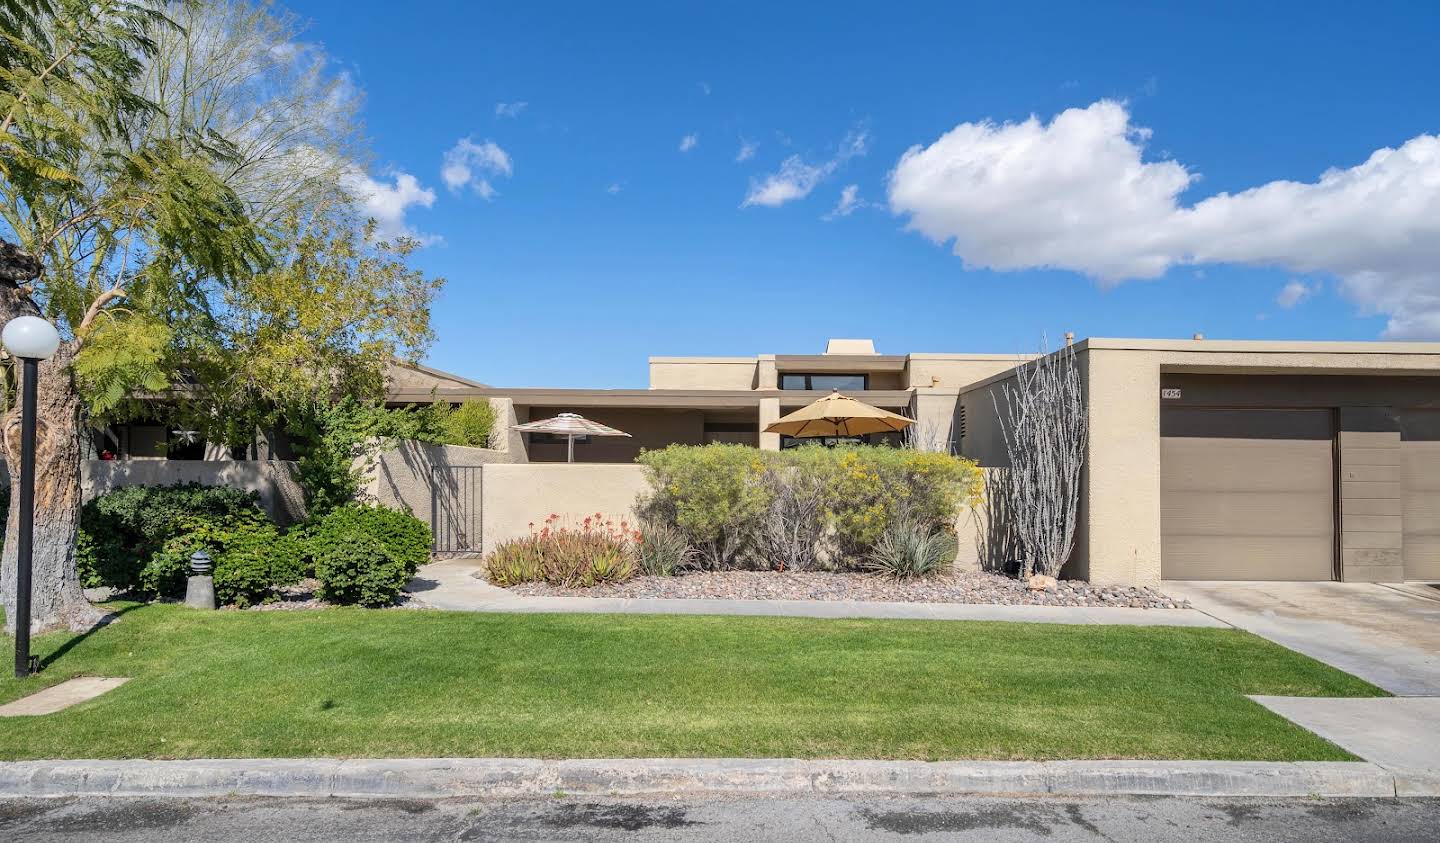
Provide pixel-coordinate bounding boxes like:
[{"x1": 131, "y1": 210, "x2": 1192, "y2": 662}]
[{"x1": 431, "y1": 465, "x2": 482, "y2": 554}]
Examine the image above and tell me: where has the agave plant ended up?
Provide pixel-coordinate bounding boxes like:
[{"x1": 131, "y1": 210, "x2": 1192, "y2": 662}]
[{"x1": 863, "y1": 519, "x2": 958, "y2": 580}]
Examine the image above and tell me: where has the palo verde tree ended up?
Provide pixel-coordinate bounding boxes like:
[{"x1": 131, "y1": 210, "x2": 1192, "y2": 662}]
[{"x1": 0, "y1": 0, "x2": 441, "y2": 633}]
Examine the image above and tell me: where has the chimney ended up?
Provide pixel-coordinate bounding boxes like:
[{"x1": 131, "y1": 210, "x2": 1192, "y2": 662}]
[
  {"x1": 824, "y1": 338, "x2": 877, "y2": 355},
  {"x1": 1064, "y1": 331, "x2": 1074, "y2": 346}
]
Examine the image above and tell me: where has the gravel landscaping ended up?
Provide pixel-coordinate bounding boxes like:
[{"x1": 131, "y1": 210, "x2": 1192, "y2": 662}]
[{"x1": 497, "y1": 570, "x2": 1189, "y2": 609}]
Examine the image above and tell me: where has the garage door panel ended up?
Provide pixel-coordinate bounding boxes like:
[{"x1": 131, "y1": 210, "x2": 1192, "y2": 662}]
[
  {"x1": 1162, "y1": 408, "x2": 1334, "y2": 581},
  {"x1": 1162, "y1": 440, "x2": 1334, "y2": 492},
  {"x1": 1400, "y1": 416, "x2": 1440, "y2": 580},
  {"x1": 1162, "y1": 491, "x2": 1334, "y2": 536},
  {"x1": 1162, "y1": 536, "x2": 1336, "y2": 581}
]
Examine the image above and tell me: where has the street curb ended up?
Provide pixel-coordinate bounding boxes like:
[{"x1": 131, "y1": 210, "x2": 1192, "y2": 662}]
[{"x1": 0, "y1": 758, "x2": 1422, "y2": 799}]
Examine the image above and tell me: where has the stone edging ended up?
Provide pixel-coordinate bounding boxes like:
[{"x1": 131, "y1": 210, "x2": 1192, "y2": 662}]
[{"x1": 1, "y1": 758, "x2": 1431, "y2": 799}]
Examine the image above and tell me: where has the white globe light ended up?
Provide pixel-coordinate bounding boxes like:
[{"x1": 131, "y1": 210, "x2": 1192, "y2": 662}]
[{"x1": 2, "y1": 316, "x2": 61, "y2": 361}]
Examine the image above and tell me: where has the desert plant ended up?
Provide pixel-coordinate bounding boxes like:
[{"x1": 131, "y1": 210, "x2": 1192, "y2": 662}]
[
  {"x1": 637, "y1": 444, "x2": 772, "y2": 569},
  {"x1": 863, "y1": 519, "x2": 959, "y2": 580},
  {"x1": 749, "y1": 462, "x2": 827, "y2": 571},
  {"x1": 636, "y1": 444, "x2": 982, "y2": 571},
  {"x1": 994, "y1": 342, "x2": 1088, "y2": 578},
  {"x1": 635, "y1": 520, "x2": 693, "y2": 577},
  {"x1": 484, "y1": 537, "x2": 545, "y2": 586},
  {"x1": 481, "y1": 514, "x2": 639, "y2": 587}
]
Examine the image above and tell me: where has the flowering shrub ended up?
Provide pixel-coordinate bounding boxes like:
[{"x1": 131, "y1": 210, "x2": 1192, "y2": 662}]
[
  {"x1": 483, "y1": 513, "x2": 639, "y2": 587},
  {"x1": 639, "y1": 443, "x2": 981, "y2": 573}
]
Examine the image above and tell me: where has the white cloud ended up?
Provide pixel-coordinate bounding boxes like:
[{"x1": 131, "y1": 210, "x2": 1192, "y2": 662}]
[
  {"x1": 823, "y1": 184, "x2": 863, "y2": 220},
  {"x1": 1276, "y1": 279, "x2": 1318, "y2": 309},
  {"x1": 743, "y1": 128, "x2": 868, "y2": 208},
  {"x1": 888, "y1": 100, "x2": 1440, "y2": 338},
  {"x1": 441, "y1": 138, "x2": 512, "y2": 199},
  {"x1": 606, "y1": 182, "x2": 623, "y2": 195},
  {"x1": 679, "y1": 132, "x2": 699, "y2": 152},
  {"x1": 735, "y1": 138, "x2": 758, "y2": 162},
  {"x1": 339, "y1": 168, "x2": 437, "y2": 243},
  {"x1": 698, "y1": 81, "x2": 711, "y2": 96},
  {"x1": 495, "y1": 101, "x2": 528, "y2": 118}
]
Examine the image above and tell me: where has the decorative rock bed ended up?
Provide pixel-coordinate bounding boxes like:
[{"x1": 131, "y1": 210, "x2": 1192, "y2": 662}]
[{"x1": 498, "y1": 570, "x2": 1189, "y2": 609}]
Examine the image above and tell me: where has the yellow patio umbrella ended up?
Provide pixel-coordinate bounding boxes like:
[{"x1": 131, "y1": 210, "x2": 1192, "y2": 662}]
[{"x1": 764, "y1": 390, "x2": 915, "y2": 438}]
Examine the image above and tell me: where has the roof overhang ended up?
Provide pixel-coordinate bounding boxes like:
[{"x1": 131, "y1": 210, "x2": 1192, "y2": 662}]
[
  {"x1": 773, "y1": 354, "x2": 908, "y2": 373},
  {"x1": 388, "y1": 387, "x2": 916, "y2": 411}
]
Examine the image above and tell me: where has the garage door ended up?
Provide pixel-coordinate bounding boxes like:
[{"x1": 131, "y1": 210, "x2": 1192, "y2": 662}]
[
  {"x1": 1399, "y1": 410, "x2": 1440, "y2": 581},
  {"x1": 1162, "y1": 408, "x2": 1335, "y2": 580}
]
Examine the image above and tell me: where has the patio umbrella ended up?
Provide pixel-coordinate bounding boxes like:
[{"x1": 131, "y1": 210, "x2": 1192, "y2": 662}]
[
  {"x1": 764, "y1": 390, "x2": 915, "y2": 438},
  {"x1": 512, "y1": 412, "x2": 631, "y2": 462}
]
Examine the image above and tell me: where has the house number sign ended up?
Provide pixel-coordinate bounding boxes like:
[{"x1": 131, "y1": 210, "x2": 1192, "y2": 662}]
[{"x1": 1161, "y1": 388, "x2": 1182, "y2": 399}]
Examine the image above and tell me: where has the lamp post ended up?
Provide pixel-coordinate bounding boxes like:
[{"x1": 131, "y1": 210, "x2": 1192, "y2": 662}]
[{"x1": 3, "y1": 315, "x2": 61, "y2": 679}]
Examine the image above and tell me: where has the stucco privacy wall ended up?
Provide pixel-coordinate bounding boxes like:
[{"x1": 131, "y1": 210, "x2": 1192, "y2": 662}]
[
  {"x1": 82, "y1": 460, "x2": 306, "y2": 523},
  {"x1": 363, "y1": 397, "x2": 527, "y2": 515},
  {"x1": 480, "y1": 463, "x2": 651, "y2": 555},
  {"x1": 648, "y1": 357, "x2": 758, "y2": 390}
]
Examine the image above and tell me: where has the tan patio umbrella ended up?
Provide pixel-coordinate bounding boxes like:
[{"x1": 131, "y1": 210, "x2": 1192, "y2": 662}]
[
  {"x1": 512, "y1": 412, "x2": 631, "y2": 462},
  {"x1": 764, "y1": 390, "x2": 915, "y2": 439}
]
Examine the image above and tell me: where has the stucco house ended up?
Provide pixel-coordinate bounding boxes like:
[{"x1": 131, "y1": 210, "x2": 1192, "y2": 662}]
[
  {"x1": 445, "y1": 336, "x2": 1440, "y2": 588},
  {"x1": 82, "y1": 336, "x2": 1440, "y2": 589}
]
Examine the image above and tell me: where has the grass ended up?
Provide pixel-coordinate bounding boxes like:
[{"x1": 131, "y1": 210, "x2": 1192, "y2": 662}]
[{"x1": 0, "y1": 603, "x2": 1385, "y2": 762}]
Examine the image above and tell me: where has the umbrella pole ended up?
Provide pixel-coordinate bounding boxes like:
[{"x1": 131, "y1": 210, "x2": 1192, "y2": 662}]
[{"x1": 567, "y1": 434, "x2": 575, "y2": 463}]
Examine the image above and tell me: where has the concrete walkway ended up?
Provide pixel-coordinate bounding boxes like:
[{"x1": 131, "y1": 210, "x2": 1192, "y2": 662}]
[
  {"x1": 1162, "y1": 581, "x2": 1440, "y2": 695},
  {"x1": 406, "y1": 558, "x2": 1227, "y2": 626},
  {"x1": 1252, "y1": 696, "x2": 1440, "y2": 797}
]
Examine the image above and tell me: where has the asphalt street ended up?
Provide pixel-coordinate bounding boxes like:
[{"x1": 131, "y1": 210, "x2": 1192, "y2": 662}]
[{"x1": 3, "y1": 794, "x2": 1439, "y2": 841}]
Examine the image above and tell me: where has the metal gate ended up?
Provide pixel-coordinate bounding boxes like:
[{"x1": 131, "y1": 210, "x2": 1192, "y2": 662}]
[{"x1": 431, "y1": 465, "x2": 482, "y2": 554}]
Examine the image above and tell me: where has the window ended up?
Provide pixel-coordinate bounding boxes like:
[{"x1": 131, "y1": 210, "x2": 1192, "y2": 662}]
[{"x1": 779, "y1": 373, "x2": 868, "y2": 391}]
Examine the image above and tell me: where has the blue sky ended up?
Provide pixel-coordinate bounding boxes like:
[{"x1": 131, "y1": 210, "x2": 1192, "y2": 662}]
[{"x1": 286, "y1": 1, "x2": 1440, "y2": 387}]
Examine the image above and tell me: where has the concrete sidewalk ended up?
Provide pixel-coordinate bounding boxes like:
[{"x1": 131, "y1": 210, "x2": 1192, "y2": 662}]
[
  {"x1": 0, "y1": 757, "x2": 1416, "y2": 799},
  {"x1": 1163, "y1": 581, "x2": 1440, "y2": 695},
  {"x1": 1252, "y1": 696, "x2": 1440, "y2": 797},
  {"x1": 406, "y1": 558, "x2": 1227, "y2": 627}
]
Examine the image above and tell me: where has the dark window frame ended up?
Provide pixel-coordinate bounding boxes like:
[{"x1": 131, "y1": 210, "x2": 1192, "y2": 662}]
[{"x1": 778, "y1": 373, "x2": 869, "y2": 391}]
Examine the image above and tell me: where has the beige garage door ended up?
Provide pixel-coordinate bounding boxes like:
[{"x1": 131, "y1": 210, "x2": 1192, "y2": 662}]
[
  {"x1": 1399, "y1": 410, "x2": 1440, "y2": 581},
  {"x1": 1162, "y1": 408, "x2": 1335, "y2": 580}
]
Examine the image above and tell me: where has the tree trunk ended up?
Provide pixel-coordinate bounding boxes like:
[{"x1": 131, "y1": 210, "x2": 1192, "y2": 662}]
[{"x1": 0, "y1": 281, "x2": 103, "y2": 633}]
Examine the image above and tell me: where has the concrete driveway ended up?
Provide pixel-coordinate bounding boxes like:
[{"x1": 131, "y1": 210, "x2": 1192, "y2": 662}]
[{"x1": 1162, "y1": 581, "x2": 1440, "y2": 696}]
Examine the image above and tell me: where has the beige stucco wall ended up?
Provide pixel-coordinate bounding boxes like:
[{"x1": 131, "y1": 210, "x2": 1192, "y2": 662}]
[
  {"x1": 479, "y1": 463, "x2": 651, "y2": 555},
  {"x1": 648, "y1": 357, "x2": 758, "y2": 390},
  {"x1": 957, "y1": 341, "x2": 1440, "y2": 586},
  {"x1": 907, "y1": 354, "x2": 1032, "y2": 390},
  {"x1": 81, "y1": 459, "x2": 307, "y2": 523}
]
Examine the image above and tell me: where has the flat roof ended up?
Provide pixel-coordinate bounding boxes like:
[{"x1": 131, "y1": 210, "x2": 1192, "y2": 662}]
[
  {"x1": 388, "y1": 387, "x2": 915, "y2": 410},
  {"x1": 1082, "y1": 337, "x2": 1440, "y2": 354}
]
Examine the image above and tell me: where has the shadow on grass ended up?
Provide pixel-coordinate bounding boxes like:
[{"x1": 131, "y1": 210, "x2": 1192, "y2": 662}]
[{"x1": 37, "y1": 602, "x2": 145, "y2": 672}]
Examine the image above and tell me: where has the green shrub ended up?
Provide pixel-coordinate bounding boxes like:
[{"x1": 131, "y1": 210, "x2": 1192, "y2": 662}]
[
  {"x1": 863, "y1": 519, "x2": 959, "y2": 579},
  {"x1": 440, "y1": 399, "x2": 496, "y2": 447},
  {"x1": 136, "y1": 510, "x2": 287, "y2": 606},
  {"x1": 78, "y1": 484, "x2": 265, "y2": 590},
  {"x1": 637, "y1": 444, "x2": 772, "y2": 569},
  {"x1": 307, "y1": 503, "x2": 431, "y2": 577},
  {"x1": 637, "y1": 444, "x2": 981, "y2": 571},
  {"x1": 482, "y1": 515, "x2": 638, "y2": 587},
  {"x1": 314, "y1": 535, "x2": 410, "y2": 607}
]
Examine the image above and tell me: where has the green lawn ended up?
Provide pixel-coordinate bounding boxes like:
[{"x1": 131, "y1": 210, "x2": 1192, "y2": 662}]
[{"x1": 0, "y1": 603, "x2": 1384, "y2": 761}]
